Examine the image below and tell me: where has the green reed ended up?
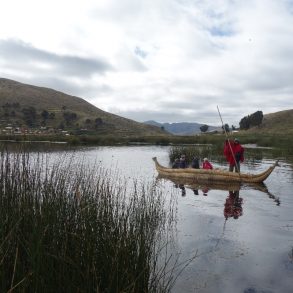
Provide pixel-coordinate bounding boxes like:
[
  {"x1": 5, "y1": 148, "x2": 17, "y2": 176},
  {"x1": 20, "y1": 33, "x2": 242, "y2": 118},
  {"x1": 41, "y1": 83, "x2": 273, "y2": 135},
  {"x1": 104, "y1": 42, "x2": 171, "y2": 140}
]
[
  {"x1": 0, "y1": 150, "x2": 177, "y2": 292},
  {"x1": 169, "y1": 145, "x2": 224, "y2": 166},
  {"x1": 169, "y1": 144, "x2": 285, "y2": 167}
]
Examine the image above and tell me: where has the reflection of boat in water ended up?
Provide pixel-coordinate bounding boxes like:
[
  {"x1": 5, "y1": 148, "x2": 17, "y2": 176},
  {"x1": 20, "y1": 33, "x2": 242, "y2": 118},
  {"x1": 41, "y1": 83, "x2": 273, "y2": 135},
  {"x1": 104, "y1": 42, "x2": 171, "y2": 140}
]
[
  {"x1": 157, "y1": 174, "x2": 242, "y2": 191},
  {"x1": 156, "y1": 173, "x2": 281, "y2": 205},
  {"x1": 153, "y1": 157, "x2": 278, "y2": 183}
]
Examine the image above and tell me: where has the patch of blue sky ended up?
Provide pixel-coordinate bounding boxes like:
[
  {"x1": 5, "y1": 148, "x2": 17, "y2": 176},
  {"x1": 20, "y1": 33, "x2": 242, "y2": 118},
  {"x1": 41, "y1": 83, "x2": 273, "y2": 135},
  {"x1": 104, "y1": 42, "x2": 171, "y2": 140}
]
[
  {"x1": 134, "y1": 46, "x2": 148, "y2": 58},
  {"x1": 209, "y1": 26, "x2": 235, "y2": 37},
  {"x1": 284, "y1": 0, "x2": 293, "y2": 13}
]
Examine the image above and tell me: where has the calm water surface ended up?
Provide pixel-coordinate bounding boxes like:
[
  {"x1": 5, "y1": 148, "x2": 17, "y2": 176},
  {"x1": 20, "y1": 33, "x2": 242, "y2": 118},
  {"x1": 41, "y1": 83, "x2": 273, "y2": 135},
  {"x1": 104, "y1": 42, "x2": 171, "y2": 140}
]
[{"x1": 7, "y1": 144, "x2": 293, "y2": 293}]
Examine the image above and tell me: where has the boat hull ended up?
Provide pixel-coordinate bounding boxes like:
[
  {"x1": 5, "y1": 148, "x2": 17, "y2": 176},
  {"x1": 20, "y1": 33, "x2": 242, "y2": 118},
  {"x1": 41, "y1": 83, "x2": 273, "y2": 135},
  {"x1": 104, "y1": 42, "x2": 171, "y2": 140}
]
[{"x1": 153, "y1": 157, "x2": 278, "y2": 183}]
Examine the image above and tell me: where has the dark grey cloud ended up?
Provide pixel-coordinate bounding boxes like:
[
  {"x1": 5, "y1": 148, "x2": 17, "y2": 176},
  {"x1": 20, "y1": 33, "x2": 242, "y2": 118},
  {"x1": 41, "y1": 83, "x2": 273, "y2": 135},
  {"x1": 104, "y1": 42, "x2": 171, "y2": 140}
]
[
  {"x1": 28, "y1": 76, "x2": 112, "y2": 97},
  {"x1": 0, "y1": 73, "x2": 113, "y2": 104},
  {"x1": 0, "y1": 39, "x2": 113, "y2": 77}
]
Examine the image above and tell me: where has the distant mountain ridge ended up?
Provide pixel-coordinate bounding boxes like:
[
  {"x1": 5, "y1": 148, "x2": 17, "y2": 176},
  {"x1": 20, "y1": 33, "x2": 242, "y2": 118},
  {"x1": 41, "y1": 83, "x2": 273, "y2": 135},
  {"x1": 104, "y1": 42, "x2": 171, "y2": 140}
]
[
  {"x1": 0, "y1": 78, "x2": 167, "y2": 137},
  {"x1": 144, "y1": 120, "x2": 219, "y2": 135},
  {"x1": 145, "y1": 108, "x2": 293, "y2": 135}
]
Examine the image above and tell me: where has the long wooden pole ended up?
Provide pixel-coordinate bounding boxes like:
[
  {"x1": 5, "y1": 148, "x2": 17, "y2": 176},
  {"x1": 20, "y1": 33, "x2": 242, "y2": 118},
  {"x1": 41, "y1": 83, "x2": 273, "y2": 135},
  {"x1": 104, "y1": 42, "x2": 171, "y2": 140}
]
[{"x1": 217, "y1": 106, "x2": 240, "y2": 173}]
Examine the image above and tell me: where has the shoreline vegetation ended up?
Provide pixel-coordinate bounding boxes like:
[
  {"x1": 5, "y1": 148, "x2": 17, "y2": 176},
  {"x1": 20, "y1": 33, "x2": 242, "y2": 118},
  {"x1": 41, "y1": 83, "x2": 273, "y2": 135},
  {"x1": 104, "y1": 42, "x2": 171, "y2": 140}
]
[
  {"x1": 0, "y1": 150, "x2": 180, "y2": 292},
  {"x1": 0, "y1": 132, "x2": 292, "y2": 151}
]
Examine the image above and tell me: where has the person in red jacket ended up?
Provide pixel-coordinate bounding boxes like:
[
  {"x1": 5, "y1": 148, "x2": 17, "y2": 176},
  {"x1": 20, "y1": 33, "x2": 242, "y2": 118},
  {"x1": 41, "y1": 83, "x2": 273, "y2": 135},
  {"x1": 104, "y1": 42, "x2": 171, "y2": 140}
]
[
  {"x1": 224, "y1": 138, "x2": 244, "y2": 172},
  {"x1": 202, "y1": 158, "x2": 213, "y2": 169}
]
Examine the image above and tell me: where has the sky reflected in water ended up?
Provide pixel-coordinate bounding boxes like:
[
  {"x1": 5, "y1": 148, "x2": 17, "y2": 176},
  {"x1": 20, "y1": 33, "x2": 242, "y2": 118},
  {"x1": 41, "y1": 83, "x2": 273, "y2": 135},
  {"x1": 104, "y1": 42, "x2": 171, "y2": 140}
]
[{"x1": 3, "y1": 144, "x2": 293, "y2": 292}]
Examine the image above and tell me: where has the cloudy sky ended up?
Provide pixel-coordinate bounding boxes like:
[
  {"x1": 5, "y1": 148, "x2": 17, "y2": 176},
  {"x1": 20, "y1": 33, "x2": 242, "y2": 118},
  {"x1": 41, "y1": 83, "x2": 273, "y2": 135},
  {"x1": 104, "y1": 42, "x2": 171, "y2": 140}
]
[{"x1": 0, "y1": 0, "x2": 293, "y2": 126}]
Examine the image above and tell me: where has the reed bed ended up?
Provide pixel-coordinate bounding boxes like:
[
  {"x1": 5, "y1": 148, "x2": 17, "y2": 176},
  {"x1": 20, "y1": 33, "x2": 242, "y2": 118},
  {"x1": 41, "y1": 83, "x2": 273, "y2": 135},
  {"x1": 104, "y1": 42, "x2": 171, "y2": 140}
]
[
  {"x1": 169, "y1": 145, "x2": 224, "y2": 166},
  {"x1": 0, "y1": 150, "x2": 178, "y2": 292},
  {"x1": 168, "y1": 143, "x2": 291, "y2": 167}
]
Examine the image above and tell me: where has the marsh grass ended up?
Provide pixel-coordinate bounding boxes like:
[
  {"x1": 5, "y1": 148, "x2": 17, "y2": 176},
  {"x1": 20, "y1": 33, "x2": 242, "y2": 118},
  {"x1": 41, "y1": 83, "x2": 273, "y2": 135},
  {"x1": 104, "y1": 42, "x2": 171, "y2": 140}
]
[
  {"x1": 0, "y1": 150, "x2": 178, "y2": 292},
  {"x1": 168, "y1": 144, "x2": 293, "y2": 170},
  {"x1": 169, "y1": 145, "x2": 224, "y2": 166}
]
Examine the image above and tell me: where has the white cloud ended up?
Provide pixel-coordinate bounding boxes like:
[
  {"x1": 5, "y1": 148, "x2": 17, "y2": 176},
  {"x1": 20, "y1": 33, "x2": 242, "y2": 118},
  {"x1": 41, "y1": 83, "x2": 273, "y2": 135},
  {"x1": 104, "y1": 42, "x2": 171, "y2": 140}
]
[{"x1": 1, "y1": 0, "x2": 293, "y2": 126}]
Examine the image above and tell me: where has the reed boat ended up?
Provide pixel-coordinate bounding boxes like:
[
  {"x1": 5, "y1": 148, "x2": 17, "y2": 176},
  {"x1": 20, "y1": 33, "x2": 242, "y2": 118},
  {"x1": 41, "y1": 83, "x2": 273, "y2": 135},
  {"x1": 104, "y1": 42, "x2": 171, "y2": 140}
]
[{"x1": 153, "y1": 157, "x2": 278, "y2": 184}]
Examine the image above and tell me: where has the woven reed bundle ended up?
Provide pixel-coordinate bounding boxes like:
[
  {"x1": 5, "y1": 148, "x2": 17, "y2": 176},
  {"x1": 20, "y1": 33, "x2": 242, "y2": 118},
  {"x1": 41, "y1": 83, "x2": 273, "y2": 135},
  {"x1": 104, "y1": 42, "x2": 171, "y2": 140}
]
[{"x1": 152, "y1": 157, "x2": 278, "y2": 184}]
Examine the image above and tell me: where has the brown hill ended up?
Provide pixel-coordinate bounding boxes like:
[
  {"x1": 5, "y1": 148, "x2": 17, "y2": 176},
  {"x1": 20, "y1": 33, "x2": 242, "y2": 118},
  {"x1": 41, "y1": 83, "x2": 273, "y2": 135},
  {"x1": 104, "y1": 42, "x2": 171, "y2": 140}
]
[
  {"x1": 0, "y1": 78, "x2": 167, "y2": 137},
  {"x1": 249, "y1": 109, "x2": 293, "y2": 134}
]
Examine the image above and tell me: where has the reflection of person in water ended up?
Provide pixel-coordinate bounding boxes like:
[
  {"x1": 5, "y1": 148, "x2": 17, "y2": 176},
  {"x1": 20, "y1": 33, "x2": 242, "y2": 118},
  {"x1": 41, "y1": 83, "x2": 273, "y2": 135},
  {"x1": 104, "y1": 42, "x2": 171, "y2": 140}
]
[
  {"x1": 224, "y1": 190, "x2": 243, "y2": 219},
  {"x1": 193, "y1": 188, "x2": 209, "y2": 196},
  {"x1": 179, "y1": 184, "x2": 186, "y2": 196},
  {"x1": 191, "y1": 157, "x2": 200, "y2": 195},
  {"x1": 174, "y1": 183, "x2": 186, "y2": 196},
  {"x1": 202, "y1": 187, "x2": 209, "y2": 196}
]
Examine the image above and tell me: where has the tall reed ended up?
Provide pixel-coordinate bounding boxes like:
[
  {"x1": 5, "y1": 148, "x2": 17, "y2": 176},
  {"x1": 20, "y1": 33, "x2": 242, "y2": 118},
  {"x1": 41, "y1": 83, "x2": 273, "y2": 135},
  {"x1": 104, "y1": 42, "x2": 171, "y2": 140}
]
[
  {"x1": 0, "y1": 150, "x2": 177, "y2": 292},
  {"x1": 169, "y1": 145, "x2": 223, "y2": 166}
]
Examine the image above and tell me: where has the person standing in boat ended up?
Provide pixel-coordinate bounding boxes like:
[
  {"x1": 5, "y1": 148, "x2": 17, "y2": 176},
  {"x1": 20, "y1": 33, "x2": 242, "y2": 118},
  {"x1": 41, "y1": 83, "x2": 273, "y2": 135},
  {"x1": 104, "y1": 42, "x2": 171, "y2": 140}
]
[
  {"x1": 224, "y1": 138, "x2": 244, "y2": 172},
  {"x1": 202, "y1": 158, "x2": 213, "y2": 169}
]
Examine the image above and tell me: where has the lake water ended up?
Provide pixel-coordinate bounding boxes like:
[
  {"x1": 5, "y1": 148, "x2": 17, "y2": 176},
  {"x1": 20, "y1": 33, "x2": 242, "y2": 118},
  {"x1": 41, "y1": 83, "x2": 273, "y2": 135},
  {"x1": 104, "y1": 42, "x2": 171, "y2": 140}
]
[{"x1": 4, "y1": 143, "x2": 293, "y2": 293}]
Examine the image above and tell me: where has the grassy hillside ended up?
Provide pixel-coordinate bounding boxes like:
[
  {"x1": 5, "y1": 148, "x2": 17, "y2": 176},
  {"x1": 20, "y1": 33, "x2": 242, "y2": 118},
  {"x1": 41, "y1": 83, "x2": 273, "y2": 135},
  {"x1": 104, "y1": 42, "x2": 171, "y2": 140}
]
[
  {"x1": 248, "y1": 109, "x2": 293, "y2": 134},
  {"x1": 0, "y1": 78, "x2": 167, "y2": 137}
]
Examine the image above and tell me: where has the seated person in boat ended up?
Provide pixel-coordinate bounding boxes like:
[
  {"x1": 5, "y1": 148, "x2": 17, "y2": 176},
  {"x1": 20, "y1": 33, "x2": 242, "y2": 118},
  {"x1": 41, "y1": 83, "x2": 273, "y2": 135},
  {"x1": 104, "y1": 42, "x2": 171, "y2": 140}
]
[
  {"x1": 179, "y1": 155, "x2": 188, "y2": 168},
  {"x1": 224, "y1": 138, "x2": 244, "y2": 172},
  {"x1": 172, "y1": 158, "x2": 180, "y2": 169},
  {"x1": 191, "y1": 157, "x2": 200, "y2": 169},
  {"x1": 202, "y1": 158, "x2": 213, "y2": 169}
]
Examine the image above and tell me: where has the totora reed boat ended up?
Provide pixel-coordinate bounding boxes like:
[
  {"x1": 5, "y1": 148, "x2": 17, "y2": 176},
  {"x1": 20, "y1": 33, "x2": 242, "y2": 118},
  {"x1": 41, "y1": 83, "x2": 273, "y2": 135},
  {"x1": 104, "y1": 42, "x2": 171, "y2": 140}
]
[{"x1": 152, "y1": 157, "x2": 278, "y2": 184}]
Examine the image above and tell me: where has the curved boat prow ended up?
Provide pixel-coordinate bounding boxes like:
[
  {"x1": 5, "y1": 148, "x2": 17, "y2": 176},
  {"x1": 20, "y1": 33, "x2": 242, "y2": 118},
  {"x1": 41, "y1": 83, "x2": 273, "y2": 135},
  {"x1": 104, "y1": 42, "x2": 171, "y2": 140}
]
[{"x1": 258, "y1": 160, "x2": 279, "y2": 182}]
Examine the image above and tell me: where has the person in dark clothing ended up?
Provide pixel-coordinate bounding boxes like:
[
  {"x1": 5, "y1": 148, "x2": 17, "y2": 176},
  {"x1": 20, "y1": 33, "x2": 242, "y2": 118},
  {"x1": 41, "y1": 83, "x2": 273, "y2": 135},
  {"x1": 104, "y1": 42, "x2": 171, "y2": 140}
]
[
  {"x1": 172, "y1": 158, "x2": 180, "y2": 169},
  {"x1": 179, "y1": 155, "x2": 187, "y2": 168},
  {"x1": 191, "y1": 157, "x2": 200, "y2": 169}
]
